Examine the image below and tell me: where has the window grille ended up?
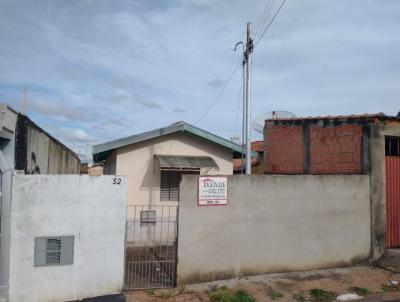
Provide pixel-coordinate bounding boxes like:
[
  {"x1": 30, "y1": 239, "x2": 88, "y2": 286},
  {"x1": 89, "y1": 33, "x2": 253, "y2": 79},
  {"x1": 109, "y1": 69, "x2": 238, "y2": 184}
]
[
  {"x1": 46, "y1": 238, "x2": 62, "y2": 264},
  {"x1": 160, "y1": 169, "x2": 200, "y2": 201},
  {"x1": 140, "y1": 210, "x2": 156, "y2": 226},
  {"x1": 35, "y1": 236, "x2": 74, "y2": 266},
  {"x1": 386, "y1": 137, "x2": 400, "y2": 156}
]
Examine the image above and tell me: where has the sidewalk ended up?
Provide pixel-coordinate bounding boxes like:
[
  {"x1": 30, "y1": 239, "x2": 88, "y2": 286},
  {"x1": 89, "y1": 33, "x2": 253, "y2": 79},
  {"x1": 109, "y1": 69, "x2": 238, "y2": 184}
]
[{"x1": 125, "y1": 266, "x2": 400, "y2": 302}]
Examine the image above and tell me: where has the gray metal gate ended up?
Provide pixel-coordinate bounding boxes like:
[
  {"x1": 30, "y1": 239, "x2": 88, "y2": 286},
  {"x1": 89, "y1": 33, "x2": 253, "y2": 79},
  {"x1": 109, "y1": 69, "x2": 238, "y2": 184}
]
[{"x1": 124, "y1": 205, "x2": 178, "y2": 289}]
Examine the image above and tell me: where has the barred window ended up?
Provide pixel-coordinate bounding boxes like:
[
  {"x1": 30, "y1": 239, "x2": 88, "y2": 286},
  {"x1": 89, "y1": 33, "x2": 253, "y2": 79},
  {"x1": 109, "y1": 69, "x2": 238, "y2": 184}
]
[
  {"x1": 46, "y1": 238, "x2": 62, "y2": 265},
  {"x1": 140, "y1": 210, "x2": 156, "y2": 226},
  {"x1": 386, "y1": 137, "x2": 400, "y2": 156},
  {"x1": 160, "y1": 169, "x2": 200, "y2": 201},
  {"x1": 35, "y1": 236, "x2": 74, "y2": 266}
]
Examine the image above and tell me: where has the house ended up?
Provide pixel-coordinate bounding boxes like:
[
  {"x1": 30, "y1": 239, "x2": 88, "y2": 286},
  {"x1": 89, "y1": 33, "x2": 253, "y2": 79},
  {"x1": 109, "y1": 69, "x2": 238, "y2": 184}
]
[
  {"x1": 0, "y1": 104, "x2": 81, "y2": 301},
  {"x1": 92, "y1": 121, "x2": 243, "y2": 207},
  {"x1": 263, "y1": 112, "x2": 400, "y2": 258},
  {"x1": 233, "y1": 140, "x2": 264, "y2": 174},
  {"x1": 0, "y1": 104, "x2": 80, "y2": 174}
]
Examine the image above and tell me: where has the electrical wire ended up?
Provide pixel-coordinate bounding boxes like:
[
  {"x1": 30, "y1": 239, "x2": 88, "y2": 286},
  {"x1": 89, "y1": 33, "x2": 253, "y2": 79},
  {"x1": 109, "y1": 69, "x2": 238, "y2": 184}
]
[
  {"x1": 254, "y1": 0, "x2": 275, "y2": 40},
  {"x1": 194, "y1": 60, "x2": 242, "y2": 124},
  {"x1": 255, "y1": 0, "x2": 276, "y2": 41},
  {"x1": 254, "y1": 0, "x2": 287, "y2": 49}
]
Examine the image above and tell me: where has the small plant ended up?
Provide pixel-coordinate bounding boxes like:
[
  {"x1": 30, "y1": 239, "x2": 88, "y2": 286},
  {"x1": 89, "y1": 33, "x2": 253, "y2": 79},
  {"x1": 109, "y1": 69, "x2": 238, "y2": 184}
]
[
  {"x1": 349, "y1": 287, "x2": 369, "y2": 296},
  {"x1": 210, "y1": 286, "x2": 232, "y2": 302},
  {"x1": 232, "y1": 289, "x2": 257, "y2": 302},
  {"x1": 293, "y1": 291, "x2": 306, "y2": 302},
  {"x1": 144, "y1": 288, "x2": 155, "y2": 296},
  {"x1": 210, "y1": 287, "x2": 257, "y2": 302},
  {"x1": 267, "y1": 288, "x2": 283, "y2": 300},
  {"x1": 159, "y1": 291, "x2": 173, "y2": 299},
  {"x1": 381, "y1": 282, "x2": 400, "y2": 292},
  {"x1": 309, "y1": 288, "x2": 336, "y2": 302}
]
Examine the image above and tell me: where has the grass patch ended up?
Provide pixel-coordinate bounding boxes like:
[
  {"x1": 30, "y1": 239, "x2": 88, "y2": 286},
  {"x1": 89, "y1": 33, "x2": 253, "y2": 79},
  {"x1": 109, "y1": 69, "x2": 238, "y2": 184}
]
[
  {"x1": 233, "y1": 289, "x2": 257, "y2": 302},
  {"x1": 267, "y1": 288, "x2": 283, "y2": 300},
  {"x1": 309, "y1": 288, "x2": 336, "y2": 302},
  {"x1": 144, "y1": 289, "x2": 155, "y2": 296},
  {"x1": 348, "y1": 287, "x2": 370, "y2": 296},
  {"x1": 293, "y1": 291, "x2": 306, "y2": 302},
  {"x1": 381, "y1": 283, "x2": 400, "y2": 292},
  {"x1": 158, "y1": 291, "x2": 173, "y2": 299},
  {"x1": 210, "y1": 287, "x2": 256, "y2": 302}
]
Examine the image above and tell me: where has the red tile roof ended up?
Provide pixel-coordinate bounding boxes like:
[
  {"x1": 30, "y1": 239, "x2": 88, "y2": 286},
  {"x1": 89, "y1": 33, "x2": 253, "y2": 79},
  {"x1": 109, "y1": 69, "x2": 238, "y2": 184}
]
[
  {"x1": 233, "y1": 141, "x2": 263, "y2": 171},
  {"x1": 251, "y1": 141, "x2": 264, "y2": 152},
  {"x1": 233, "y1": 157, "x2": 259, "y2": 171}
]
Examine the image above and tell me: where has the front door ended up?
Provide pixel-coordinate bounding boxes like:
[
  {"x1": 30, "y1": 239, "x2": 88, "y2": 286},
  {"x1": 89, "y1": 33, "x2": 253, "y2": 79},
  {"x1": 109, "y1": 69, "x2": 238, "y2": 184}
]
[{"x1": 385, "y1": 136, "x2": 400, "y2": 248}]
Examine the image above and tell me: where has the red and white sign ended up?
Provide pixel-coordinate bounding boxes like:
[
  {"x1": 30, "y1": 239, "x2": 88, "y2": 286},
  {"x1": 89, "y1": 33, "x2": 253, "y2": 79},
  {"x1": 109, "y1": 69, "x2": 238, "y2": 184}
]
[{"x1": 197, "y1": 176, "x2": 228, "y2": 206}]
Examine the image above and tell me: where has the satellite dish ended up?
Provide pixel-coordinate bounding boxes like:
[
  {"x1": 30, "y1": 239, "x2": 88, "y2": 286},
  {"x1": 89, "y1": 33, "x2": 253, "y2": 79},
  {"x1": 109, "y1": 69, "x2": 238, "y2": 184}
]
[
  {"x1": 88, "y1": 161, "x2": 94, "y2": 168},
  {"x1": 252, "y1": 111, "x2": 297, "y2": 133}
]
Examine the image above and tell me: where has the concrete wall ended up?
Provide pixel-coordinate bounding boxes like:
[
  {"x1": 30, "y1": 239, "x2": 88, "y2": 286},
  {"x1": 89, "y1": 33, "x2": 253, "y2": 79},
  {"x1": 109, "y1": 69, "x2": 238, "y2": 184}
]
[
  {"x1": 8, "y1": 175, "x2": 126, "y2": 302},
  {"x1": 370, "y1": 125, "x2": 400, "y2": 259},
  {"x1": 178, "y1": 175, "x2": 371, "y2": 284},
  {"x1": 0, "y1": 152, "x2": 14, "y2": 301},
  {"x1": 105, "y1": 132, "x2": 233, "y2": 208}
]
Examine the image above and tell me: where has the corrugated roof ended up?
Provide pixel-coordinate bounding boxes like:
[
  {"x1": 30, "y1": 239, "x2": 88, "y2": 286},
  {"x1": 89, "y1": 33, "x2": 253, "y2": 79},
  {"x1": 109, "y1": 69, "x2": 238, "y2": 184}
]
[{"x1": 92, "y1": 121, "x2": 246, "y2": 161}]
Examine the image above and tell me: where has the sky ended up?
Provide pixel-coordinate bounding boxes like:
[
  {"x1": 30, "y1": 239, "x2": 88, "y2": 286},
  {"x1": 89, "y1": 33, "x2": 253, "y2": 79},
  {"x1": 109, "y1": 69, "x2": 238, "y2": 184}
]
[{"x1": 0, "y1": 0, "x2": 399, "y2": 159}]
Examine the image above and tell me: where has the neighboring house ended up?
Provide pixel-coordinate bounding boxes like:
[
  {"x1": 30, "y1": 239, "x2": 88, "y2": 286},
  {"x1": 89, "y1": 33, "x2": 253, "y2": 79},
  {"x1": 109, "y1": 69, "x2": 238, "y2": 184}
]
[
  {"x1": 0, "y1": 104, "x2": 80, "y2": 301},
  {"x1": 80, "y1": 162, "x2": 104, "y2": 176},
  {"x1": 233, "y1": 141, "x2": 264, "y2": 174},
  {"x1": 263, "y1": 113, "x2": 400, "y2": 258},
  {"x1": 92, "y1": 121, "x2": 243, "y2": 207},
  {"x1": 0, "y1": 104, "x2": 80, "y2": 174}
]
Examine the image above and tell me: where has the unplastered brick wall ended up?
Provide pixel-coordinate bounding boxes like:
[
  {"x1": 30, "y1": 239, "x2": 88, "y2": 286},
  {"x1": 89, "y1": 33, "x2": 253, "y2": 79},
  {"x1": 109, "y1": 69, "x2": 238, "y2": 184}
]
[
  {"x1": 265, "y1": 125, "x2": 304, "y2": 174},
  {"x1": 310, "y1": 125, "x2": 362, "y2": 174}
]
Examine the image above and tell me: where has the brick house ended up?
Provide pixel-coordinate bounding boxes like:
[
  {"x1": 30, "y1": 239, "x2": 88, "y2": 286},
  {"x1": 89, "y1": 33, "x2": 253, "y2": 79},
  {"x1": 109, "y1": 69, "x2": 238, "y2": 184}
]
[{"x1": 263, "y1": 113, "x2": 400, "y2": 258}]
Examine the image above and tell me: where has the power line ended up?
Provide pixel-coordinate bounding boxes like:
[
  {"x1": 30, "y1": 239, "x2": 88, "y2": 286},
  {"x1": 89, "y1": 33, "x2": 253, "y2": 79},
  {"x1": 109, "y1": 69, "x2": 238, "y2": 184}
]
[
  {"x1": 255, "y1": 0, "x2": 276, "y2": 41},
  {"x1": 254, "y1": 0, "x2": 274, "y2": 40},
  {"x1": 254, "y1": 0, "x2": 287, "y2": 48},
  {"x1": 194, "y1": 60, "x2": 242, "y2": 124}
]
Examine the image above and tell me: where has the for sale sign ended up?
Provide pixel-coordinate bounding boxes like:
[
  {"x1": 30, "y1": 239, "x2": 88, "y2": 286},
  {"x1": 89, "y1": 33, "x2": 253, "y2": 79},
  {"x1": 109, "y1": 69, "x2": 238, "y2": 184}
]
[{"x1": 197, "y1": 176, "x2": 228, "y2": 206}]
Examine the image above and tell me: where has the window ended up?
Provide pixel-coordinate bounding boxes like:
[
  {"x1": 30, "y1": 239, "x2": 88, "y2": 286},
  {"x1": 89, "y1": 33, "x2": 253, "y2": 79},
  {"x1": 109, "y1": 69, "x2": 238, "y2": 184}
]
[
  {"x1": 160, "y1": 169, "x2": 200, "y2": 201},
  {"x1": 35, "y1": 236, "x2": 74, "y2": 266},
  {"x1": 386, "y1": 137, "x2": 400, "y2": 156},
  {"x1": 140, "y1": 210, "x2": 156, "y2": 226},
  {"x1": 46, "y1": 238, "x2": 62, "y2": 264}
]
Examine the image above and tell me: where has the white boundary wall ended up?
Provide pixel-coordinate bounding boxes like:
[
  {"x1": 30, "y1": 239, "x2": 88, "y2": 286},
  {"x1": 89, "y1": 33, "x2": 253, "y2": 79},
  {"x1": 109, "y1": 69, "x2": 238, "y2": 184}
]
[
  {"x1": 8, "y1": 175, "x2": 126, "y2": 302},
  {"x1": 178, "y1": 175, "x2": 371, "y2": 284}
]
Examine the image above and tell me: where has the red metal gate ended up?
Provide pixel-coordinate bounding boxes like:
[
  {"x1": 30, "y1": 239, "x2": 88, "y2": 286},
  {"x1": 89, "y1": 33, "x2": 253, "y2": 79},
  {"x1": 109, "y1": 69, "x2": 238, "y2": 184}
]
[{"x1": 386, "y1": 156, "x2": 400, "y2": 248}]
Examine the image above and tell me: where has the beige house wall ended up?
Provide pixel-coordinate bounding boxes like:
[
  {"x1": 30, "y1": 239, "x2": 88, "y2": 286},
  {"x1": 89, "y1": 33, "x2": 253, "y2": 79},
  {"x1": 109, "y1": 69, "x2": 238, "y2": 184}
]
[{"x1": 104, "y1": 132, "x2": 233, "y2": 207}]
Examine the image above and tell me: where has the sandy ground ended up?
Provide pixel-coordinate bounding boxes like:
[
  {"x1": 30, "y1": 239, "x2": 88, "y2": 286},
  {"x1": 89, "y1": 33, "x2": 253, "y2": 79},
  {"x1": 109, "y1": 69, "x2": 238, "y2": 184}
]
[{"x1": 125, "y1": 266, "x2": 400, "y2": 302}]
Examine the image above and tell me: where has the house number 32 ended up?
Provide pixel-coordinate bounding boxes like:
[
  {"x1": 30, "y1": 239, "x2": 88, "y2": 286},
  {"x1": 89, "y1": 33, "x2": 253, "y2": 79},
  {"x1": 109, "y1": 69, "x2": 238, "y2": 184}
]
[{"x1": 113, "y1": 177, "x2": 122, "y2": 185}]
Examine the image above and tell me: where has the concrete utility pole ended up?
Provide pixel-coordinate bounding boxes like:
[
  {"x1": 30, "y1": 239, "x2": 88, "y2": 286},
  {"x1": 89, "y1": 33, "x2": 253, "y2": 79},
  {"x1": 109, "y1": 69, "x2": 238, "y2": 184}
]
[{"x1": 244, "y1": 22, "x2": 253, "y2": 174}]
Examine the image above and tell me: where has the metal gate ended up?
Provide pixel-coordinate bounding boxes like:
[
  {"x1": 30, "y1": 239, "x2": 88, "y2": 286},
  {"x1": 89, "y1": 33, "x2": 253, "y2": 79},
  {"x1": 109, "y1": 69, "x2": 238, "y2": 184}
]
[
  {"x1": 124, "y1": 205, "x2": 178, "y2": 289},
  {"x1": 386, "y1": 156, "x2": 400, "y2": 248}
]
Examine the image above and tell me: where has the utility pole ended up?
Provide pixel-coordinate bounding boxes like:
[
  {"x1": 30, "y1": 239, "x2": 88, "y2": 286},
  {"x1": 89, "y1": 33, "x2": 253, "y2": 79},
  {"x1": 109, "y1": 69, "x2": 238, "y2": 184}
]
[
  {"x1": 244, "y1": 22, "x2": 253, "y2": 174},
  {"x1": 22, "y1": 86, "x2": 29, "y2": 115},
  {"x1": 234, "y1": 22, "x2": 253, "y2": 175}
]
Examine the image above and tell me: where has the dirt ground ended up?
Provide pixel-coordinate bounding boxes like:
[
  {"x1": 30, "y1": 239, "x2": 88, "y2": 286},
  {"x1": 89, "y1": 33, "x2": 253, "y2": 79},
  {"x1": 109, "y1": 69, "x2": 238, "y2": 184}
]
[{"x1": 125, "y1": 266, "x2": 400, "y2": 302}]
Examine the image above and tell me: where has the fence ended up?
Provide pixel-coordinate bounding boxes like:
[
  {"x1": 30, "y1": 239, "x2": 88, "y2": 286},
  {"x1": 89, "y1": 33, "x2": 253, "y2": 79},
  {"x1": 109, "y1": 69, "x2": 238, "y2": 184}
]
[{"x1": 125, "y1": 205, "x2": 178, "y2": 289}]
